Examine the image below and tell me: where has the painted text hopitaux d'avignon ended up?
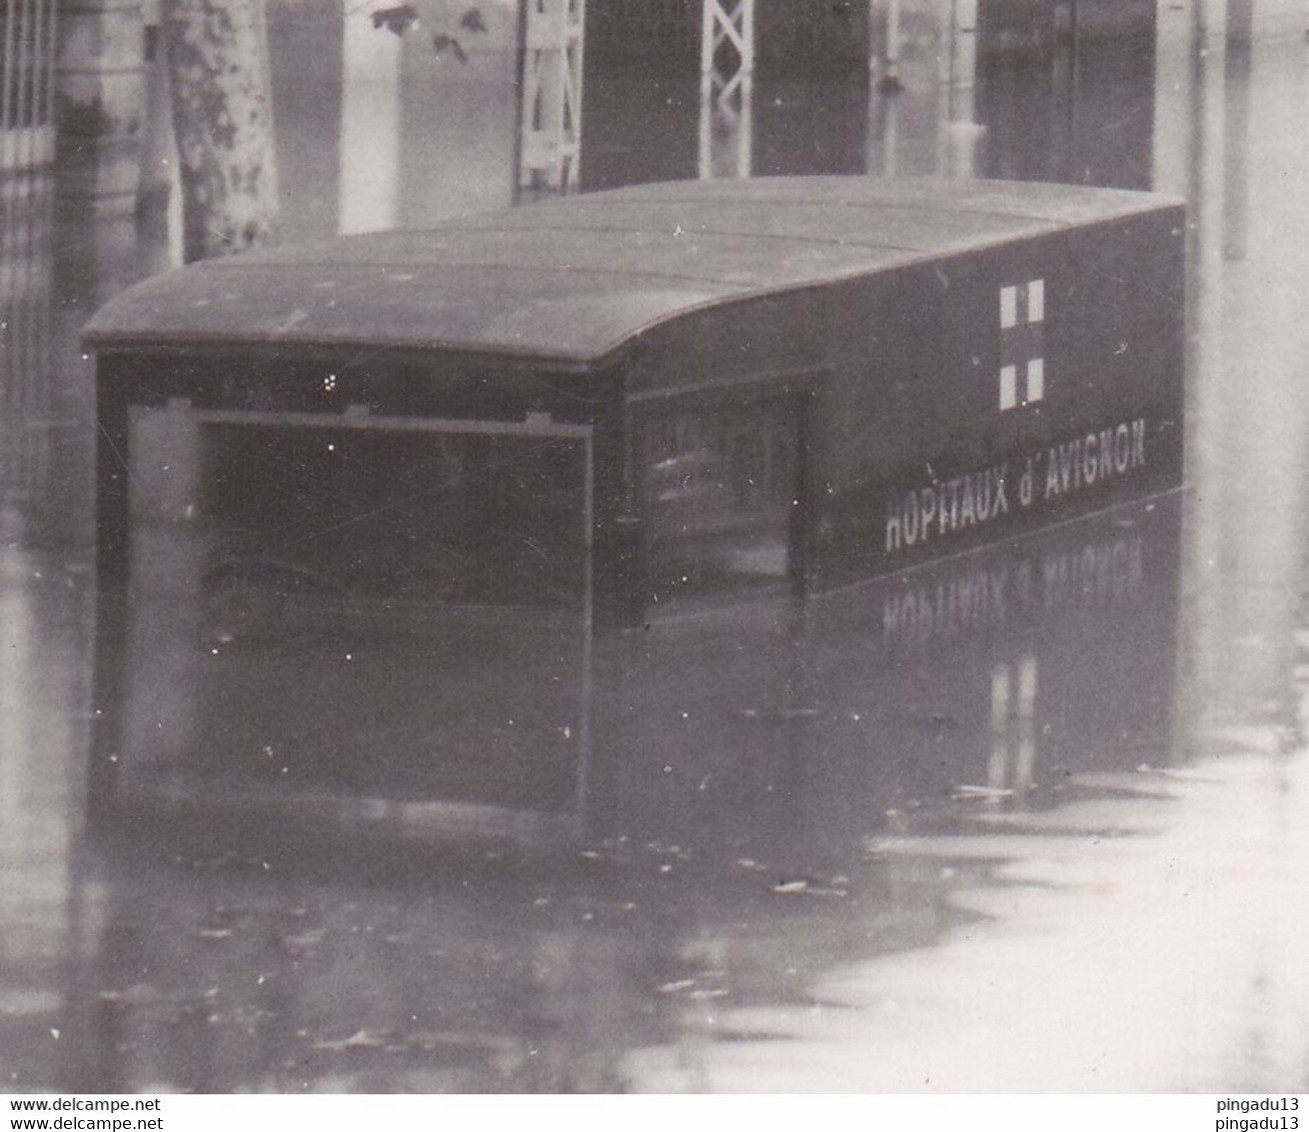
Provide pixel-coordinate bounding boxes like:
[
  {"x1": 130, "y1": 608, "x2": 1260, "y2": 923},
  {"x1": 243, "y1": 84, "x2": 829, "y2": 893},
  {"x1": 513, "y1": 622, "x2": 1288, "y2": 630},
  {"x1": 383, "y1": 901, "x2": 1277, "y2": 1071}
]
[{"x1": 885, "y1": 418, "x2": 1147, "y2": 553}]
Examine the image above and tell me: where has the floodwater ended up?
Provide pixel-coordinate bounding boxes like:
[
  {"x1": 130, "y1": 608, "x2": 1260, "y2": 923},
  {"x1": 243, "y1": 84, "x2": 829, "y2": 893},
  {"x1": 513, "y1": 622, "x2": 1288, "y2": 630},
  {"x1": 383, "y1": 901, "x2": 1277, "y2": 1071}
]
[{"x1": 2, "y1": 8, "x2": 1308, "y2": 1094}]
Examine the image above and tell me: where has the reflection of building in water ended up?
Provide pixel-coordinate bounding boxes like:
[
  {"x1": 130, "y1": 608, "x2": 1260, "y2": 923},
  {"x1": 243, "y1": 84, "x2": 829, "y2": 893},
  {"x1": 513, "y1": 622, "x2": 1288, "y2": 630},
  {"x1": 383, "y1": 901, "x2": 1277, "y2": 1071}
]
[
  {"x1": 989, "y1": 653, "x2": 1036, "y2": 798},
  {"x1": 0, "y1": 526, "x2": 98, "y2": 1092},
  {"x1": 90, "y1": 428, "x2": 1181, "y2": 861},
  {"x1": 74, "y1": 466, "x2": 1184, "y2": 1091},
  {"x1": 0, "y1": 151, "x2": 90, "y2": 1086},
  {"x1": 586, "y1": 498, "x2": 1181, "y2": 859}
]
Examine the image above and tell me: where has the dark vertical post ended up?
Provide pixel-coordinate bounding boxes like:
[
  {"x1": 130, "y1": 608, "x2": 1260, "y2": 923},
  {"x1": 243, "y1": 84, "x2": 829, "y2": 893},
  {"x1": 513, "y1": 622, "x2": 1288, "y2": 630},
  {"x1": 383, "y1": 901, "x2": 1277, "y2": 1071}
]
[
  {"x1": 590, "y1": 375, "x2": 646, "y2": 629},
  {"x1": 788, "y1": 392, "x2": 815, "y2": 597}
]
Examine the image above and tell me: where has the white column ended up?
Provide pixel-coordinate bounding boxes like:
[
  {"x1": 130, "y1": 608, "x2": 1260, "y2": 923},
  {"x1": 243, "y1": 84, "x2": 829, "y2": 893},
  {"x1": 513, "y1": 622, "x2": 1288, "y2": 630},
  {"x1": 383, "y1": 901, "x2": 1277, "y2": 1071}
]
[
  {"x1": 700, "y1": 0, "x2": 755, "y2": 86},
  {"x1": 884, "y1": 0, "x2": 903, "y2": 85},
  {"x1": 941, "y1": 0, "x2": 982, "y2": 177},
  {"x1": 1177, "y1": 0, "x2": 1227, "y2": 724},
  {"x1": 1248, "y1": 0, "x2": 1306, "y2": 38},
  {"x1": 339, "y1": 0, "x2": 401, "y2": 235},
  {"x1": 1152, "y1": 0, "x2": 1198, "y2": 196},
  {"x1": 698, "y1": 0, "x2": 755, "y2": 179},
  {"x1": 698, "y1": 71, "x2": 753, "y2": 180},
  {"x1": 1198, "y1": 0, "x2": 1229, "y2": 41}
]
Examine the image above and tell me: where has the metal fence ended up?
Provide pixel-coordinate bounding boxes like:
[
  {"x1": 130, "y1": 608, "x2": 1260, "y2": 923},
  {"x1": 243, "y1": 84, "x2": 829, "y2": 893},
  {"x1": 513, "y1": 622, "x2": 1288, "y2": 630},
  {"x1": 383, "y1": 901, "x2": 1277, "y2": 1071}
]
[{"x1": 1, "y1": 0, "x2": 57, "y2": 171}]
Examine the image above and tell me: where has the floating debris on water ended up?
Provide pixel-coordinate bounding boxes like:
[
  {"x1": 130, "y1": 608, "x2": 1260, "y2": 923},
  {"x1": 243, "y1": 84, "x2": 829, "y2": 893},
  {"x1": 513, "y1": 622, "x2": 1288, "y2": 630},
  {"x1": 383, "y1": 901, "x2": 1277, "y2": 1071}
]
[
  {"x1": 953, "y1": 784, "x2": 1016, "y2": 800},
  {"x1": 657, "y1": 979, "x2": 696, "y2": 994},
  {"x1": 311, "y1": 1029, "x2": 385, "y2": 1052},
  {"x1": 770, "y1": 877, "x2": 849, "y2": 898}
]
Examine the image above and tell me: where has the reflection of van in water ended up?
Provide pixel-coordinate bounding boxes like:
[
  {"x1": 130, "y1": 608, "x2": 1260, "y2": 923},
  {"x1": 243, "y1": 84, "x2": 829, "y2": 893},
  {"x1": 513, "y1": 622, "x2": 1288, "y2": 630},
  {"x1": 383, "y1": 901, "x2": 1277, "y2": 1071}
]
[{"x1": 85, "y1": 176, "x2": 1185, "y2": 626}]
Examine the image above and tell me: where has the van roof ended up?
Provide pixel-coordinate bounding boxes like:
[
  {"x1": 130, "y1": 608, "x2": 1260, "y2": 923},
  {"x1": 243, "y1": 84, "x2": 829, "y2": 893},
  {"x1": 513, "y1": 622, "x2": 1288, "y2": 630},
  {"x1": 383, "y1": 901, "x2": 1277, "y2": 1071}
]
[{"x1": 83, "y1": 176, "x2": 1179, "y2": 367}]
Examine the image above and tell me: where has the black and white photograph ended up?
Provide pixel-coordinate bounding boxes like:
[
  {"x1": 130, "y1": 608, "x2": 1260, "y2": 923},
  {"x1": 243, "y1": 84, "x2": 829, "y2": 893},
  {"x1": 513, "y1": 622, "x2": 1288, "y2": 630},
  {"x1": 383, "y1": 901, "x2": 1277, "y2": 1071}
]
[{"x1": 1, "y1": 0, "x2": 1306, "y2": 1103}]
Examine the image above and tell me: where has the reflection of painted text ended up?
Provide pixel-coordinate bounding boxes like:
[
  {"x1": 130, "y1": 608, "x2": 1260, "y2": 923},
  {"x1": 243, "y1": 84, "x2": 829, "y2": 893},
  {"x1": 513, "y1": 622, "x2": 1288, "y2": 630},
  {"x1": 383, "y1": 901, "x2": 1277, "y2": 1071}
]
[
  {"x1": 882, "y1": 533, "x2": 1145, "y2": 649},
  {"x1": 885, "y1": 418, "x2": 1147, "y2": 553}
]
